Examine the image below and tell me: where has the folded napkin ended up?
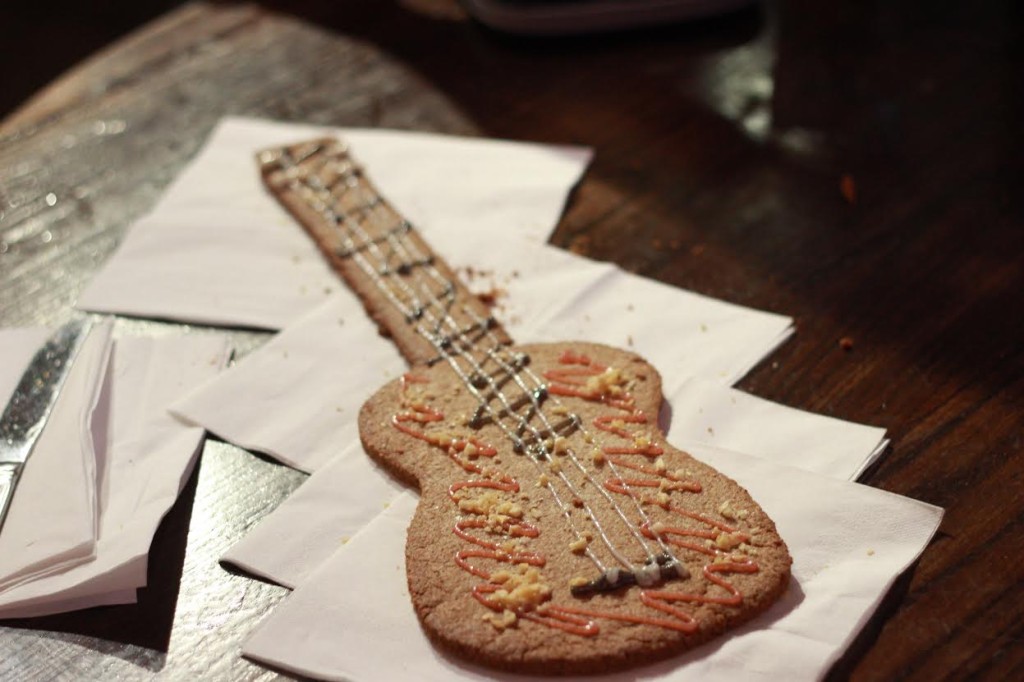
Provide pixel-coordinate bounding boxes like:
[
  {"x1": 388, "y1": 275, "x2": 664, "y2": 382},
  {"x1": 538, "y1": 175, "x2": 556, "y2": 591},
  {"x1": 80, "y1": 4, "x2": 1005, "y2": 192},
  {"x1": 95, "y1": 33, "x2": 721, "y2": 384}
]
[
  {"x1": 172, "y1": 291, "x2": 405, "y2": 474},
  {"x1": 221, "y1": 440, "x2": 399, "y2": 589},
  {"x1": 0, "y1": 321, "x2": 112, "y2": 594},
  {"x1": 668, "y1": 378, "x2": 888, "y2": 480},
  {"x1": 76, "y1": 117, "x2": 594, "y2": 330},
  {"x1": 242, "y1": 445, "x2": 942, "y2": 682},
  {"x1": 171, "y1": 232, "x2": 793, "y2": 474},
  {"x1": 0, "y1": 326, "x2": 229, "y2": 618},
  {"x1": 220, "y1": 375, "x2": 888, "y2": 589}
]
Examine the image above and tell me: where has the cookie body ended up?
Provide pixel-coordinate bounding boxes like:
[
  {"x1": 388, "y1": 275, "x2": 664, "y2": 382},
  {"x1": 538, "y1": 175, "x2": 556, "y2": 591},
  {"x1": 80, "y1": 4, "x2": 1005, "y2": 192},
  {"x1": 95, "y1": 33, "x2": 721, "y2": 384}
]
[{"x1": 360, "y1": 341, "x2": 791, "y2": 674}]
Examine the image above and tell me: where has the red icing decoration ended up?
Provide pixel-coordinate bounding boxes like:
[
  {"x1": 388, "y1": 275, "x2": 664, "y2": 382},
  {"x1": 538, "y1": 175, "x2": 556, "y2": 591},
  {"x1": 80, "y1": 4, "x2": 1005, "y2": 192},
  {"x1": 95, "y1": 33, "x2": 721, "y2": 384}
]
[{"x1": 389, "y1": 353, "x2": 760, "y2": 637}]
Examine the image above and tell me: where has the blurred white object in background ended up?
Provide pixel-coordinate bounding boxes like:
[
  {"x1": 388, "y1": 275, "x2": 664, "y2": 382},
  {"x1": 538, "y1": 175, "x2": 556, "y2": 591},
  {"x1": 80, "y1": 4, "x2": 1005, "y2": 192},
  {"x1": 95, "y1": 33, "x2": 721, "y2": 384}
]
[{"x1": 462, "y1": 0, "x2": 758, "y2": 35}]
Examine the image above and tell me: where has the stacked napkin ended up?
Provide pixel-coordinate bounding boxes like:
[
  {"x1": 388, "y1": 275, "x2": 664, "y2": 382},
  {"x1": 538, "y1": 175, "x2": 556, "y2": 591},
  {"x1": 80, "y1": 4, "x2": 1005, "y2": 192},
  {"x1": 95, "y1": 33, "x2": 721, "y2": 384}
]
[
  {"x1": 77, "y1": 117, "x2": 597, "y2": 331},
  {"x1": 211, "y1": 329, "x2": 929, "y2": 682},
  {"x1": 0, "y1": 322, "x2": 229, "y2": 618},
  {"x1": 242, "y1": 468, "x2": 940, "y2": 682},
  {"x1": 210, "y1": 375, "x2": 891, "y2": 592},
  {"x1": 71, "y1": 117, "x2": 942, "y2": 679},
  {"x1": 0, "y1": 323, "x2": 110, "y2": 597}
]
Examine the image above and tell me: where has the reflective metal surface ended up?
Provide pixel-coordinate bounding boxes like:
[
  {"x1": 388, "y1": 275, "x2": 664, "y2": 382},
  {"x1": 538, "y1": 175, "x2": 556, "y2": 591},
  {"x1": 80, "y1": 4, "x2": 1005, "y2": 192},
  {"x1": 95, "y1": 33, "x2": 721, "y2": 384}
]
[{"x1": 0, "y1": 318, "x2": 91, "y2": 533}]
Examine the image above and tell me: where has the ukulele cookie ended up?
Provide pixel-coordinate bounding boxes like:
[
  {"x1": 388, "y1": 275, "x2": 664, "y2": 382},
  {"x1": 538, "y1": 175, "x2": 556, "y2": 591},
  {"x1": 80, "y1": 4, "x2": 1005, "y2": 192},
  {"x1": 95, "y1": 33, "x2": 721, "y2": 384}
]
[{"x1": 258, "y1": 138, "x2": 792, "y2": 674}]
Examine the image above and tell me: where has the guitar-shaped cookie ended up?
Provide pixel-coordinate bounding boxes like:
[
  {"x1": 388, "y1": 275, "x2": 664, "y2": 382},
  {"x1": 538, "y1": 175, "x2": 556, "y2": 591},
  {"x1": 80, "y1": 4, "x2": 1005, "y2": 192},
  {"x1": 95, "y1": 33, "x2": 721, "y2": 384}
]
[{"x1": 258, "y1": 139, "x2": 791, "y2": 674}]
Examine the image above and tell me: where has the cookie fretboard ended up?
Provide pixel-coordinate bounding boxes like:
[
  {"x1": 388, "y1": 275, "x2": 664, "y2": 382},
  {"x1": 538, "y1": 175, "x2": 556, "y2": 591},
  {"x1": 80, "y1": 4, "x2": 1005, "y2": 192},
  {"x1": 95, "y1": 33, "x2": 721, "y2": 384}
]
[
  {"x1": 259, "y1": 139, "x2": 578, "y2": 460},
  {"x1": 259, "y1": 137, "x2": 507, "y2": 366}
]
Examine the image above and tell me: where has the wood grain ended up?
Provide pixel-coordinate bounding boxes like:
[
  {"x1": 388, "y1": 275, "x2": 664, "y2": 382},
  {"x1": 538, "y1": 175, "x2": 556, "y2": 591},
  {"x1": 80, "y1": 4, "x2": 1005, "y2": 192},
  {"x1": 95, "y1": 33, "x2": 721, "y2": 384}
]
[{"x1": 1, "y1": 1, "x2": 1021, "y2": 679}]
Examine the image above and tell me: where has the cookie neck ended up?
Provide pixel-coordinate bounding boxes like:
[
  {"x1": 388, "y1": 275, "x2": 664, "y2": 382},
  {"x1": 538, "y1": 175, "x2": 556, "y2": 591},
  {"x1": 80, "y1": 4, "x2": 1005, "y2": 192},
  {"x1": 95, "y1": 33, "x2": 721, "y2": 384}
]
[{"x1": 258, "y1": 137, "x2": 513, "y2": 366}]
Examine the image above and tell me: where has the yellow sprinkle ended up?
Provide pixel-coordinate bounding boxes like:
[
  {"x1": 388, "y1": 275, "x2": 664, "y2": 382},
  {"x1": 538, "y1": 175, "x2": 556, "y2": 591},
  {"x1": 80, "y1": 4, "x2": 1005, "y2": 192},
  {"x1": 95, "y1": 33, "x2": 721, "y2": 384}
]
[
  {"x1": 483, "y1": 609, "x2": 518, "y2": 630},
  {"x1": 715, "y1": 532, "x2": 745, "y2": 550}
]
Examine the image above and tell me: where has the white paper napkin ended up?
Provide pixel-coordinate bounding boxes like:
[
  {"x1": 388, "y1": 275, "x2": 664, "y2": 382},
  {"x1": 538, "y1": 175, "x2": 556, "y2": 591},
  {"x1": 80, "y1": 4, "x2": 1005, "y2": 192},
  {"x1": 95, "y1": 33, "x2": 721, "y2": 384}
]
[
  {"x1": 220, "y1": 373, "x2": 888, "y2": 589},
  {"x1": 0, "y1": 320, "x2": 112, "y2": 594},
  {"x1": 0, "y1": 329, "x2": 229, "y2": 618},
  {"x1": 172, "y1": 290, "x2": 406, "y2": 474},
  {"x1": 242, "y1": 444, "x2": 943, "y2": 682},
  {"x1": 222, "y1": 440, "x2": 402, "y2": 589},
  {"x1": 171, "y1": 229, "x2": 793, "y2": 475},
  {"x1": 666, "y1": 378, "x2": 888, "y2": 481},
  {"x1": 76, "y1": 117, "x2": 594, "y2": 330},
  {"x1": 530, "y1": 269, "x2": 794, "y2": 389}
]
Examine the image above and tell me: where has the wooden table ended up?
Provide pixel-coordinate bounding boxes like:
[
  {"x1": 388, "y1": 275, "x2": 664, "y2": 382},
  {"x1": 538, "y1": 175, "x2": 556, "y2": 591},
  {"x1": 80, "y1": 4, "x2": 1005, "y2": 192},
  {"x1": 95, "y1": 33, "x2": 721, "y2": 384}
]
[{"x1": 1, "y1": 1, "x2": 1020, "y2": 679}]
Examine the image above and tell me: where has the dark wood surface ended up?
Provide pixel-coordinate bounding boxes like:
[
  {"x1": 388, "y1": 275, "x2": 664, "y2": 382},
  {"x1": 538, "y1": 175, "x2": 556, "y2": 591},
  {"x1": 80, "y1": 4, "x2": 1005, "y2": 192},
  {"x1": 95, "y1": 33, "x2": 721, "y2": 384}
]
[{"x1": 1, "y1": 1, "x2": 1021, "y2": 679}]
